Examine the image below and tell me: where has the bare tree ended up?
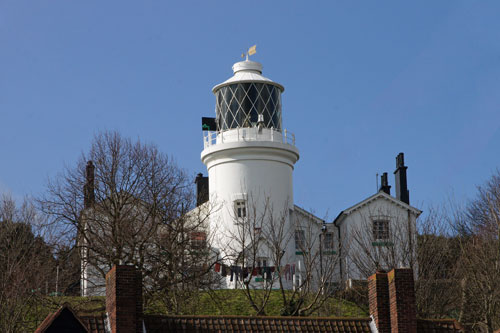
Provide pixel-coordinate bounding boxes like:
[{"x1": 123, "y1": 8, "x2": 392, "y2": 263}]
[
  {"x1": 40, "y1": 131, "x2": 218, "y2": 312},
  {"x1": 415, "y1": 207, "x2": 461, "y2": 319},
  {"x1": 347, "y1": 205, "x2": 417, "y2": 280},
  {"x1": 0, "y1": 195, "x2": 57, "y2": 333},
  {"x1": 222, "y1": 196, "x2": 341, "y2": 316},
  {"x1": 283, "y1": 208, "x2": 341, "y2": 316},
  {"x1": 452, "y1": 172, "x2": 500, "y2": 332}
]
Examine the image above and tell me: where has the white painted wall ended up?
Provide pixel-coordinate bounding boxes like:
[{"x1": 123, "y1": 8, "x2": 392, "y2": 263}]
[
  {"x1": 337, "y1": 193, "x2": 419, "y2": 282},
  {"x1": 201, "y1": 128, "x2": 299, "y2": 274}
]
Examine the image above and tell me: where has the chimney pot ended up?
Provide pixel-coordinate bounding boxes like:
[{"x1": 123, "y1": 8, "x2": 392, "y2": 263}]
[{"x1": 379, "y1": 172, "x2": 391, "y2": 195}]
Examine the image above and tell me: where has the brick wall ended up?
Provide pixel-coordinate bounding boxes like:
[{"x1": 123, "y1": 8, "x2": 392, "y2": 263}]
[
  {"x1": 105, "y1": 265, "x2": 143, "y2": 333},
  {"x1": 388, "y1": 268, "x2": 417, "y2": 333},
  {"x1": 368, "y1": 271, "x2": 391, "y2": 333},
  {"x1": 368, "y1": 268, "x2": 417, "y2": 333}
]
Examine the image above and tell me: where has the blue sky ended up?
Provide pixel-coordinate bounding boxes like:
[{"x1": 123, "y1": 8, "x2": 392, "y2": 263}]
[{"x1": 1, "y1": 1, "x2": 500, "y2": 219}]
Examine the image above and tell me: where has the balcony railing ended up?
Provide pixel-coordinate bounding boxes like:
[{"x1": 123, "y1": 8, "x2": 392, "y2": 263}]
[{"x1": 203, "y1": 127, "x2": 295, "y2": 149}]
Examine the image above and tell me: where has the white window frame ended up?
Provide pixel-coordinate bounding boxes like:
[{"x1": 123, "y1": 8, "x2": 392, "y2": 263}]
[
  {"x1": 295, "y1": 229, "x2": 305, "y2": 250},
  {"x1": 372, "y1": 219, "x2": 390, "y2": 241},
  {"x1": 323, "y1": 232, "x2": 334, "y2": 249},
  {"x1": 234, "y1": 200, "x2": 247, "y2": 219}
]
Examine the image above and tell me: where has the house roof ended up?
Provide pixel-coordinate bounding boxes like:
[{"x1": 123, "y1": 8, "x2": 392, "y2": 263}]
[
  {"x1": 80, "y1": 314, "x2": 108, "y2": 333},
  {"x1": 417, "y1": 318, "x2": 465, "y2": 332},
  {"x1": 333, "y1": 191, "x2": 422, "y2": 225},
  {"x1": 294, "y1": 204, "x2": 325, "y2": 225},
  {"x1": 148, "y1": 315, "x2": 372, "y2": 332},
  {"x1": 36, "y1": 306, "x2": 465, "y2": 333},
  {"x1": 34, "y1": 303, "x2": 89, "y2": 333}
]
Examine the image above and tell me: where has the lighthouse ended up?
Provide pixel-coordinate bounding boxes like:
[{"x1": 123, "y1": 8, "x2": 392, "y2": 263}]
[{"x1": 201, "y1": 56, "x2": 300, "y2": 286}]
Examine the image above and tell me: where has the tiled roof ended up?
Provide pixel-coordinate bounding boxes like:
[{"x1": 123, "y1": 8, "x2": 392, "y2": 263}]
[
  {"x1": 35, "y1": 307, "x2": 466, "y2": 333},
  {"x1": 144, "y1": 315, "x2": 373, "y2": 333},
  {"x1": 417, "y1": 319, "x2": 465, "y2": 333},
  {"x1": 34, "y1": 304, "x2": 88, "y2": 333},
  {"x1": 80, "y1": 314, "x2": 107, "y2": 333},
  {"x1": 34, "y1": 311, "x2": 58, "y2": 333}
]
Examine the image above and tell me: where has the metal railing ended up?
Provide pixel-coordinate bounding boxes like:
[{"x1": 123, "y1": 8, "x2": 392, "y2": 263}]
[{"x1": 203, "y1": 127, "x2": 295, "y2": 149}]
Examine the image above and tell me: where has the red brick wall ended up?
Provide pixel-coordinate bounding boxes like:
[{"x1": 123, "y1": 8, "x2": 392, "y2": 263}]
[
  {"x1": 368, "y1": 271, "x2": 391, "y2": 333},
  {"x1": 105, "y1": 265, "x2": 143, "y2": 333},
  {"x1": 388, "y1": 268, "x2": 417, "y2": 333}
]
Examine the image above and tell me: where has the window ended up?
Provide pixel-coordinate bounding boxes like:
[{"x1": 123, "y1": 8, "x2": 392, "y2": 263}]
[
  {"x1": 323, "y1": 232, "x2": 334, "y2": 249},
  {"x1": 257, "y1": 257, "x2": 268, "y2": 268},
  {"x1": 373, "y1": 220, "x2": 389, "y2": 240},
  {"x1": 190, "y1": 231, "x2": 207, "y2": 249},
  {"x1": 295, "y1": 230, "x2": 305, "y2": 250},
  {"x1": 215, "y1": 83, "x2": 282, "y2": 131},
  {"x1": 234, "y1": 200, "x2": 247, "y2": 219}
]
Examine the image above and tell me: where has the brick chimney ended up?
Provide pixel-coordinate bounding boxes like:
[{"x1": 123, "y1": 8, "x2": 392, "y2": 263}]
[
  {"x1": 105, "y1": 265, "x2": 143, "y2": 333},
  {"x1": 379, "y1": 172, "x2": 391, "y2": 195},
  {"x1": 83, "y1": 160, "x2": 95, "y2": 209},
  {"x1": 368, "y1": 268, "x2": 417, "y2": 333},
  {"x1": 368, "y1": 271, "x2": 391, "y2": 333},
  {"x1": 388, "y1": 268, "x2": 417, "y2": 333},
  {"x1": 394, "y1": 153, "x2": 410, "y2": 205},
  {"x1": 195, "y1": 173, "x2": 209, "y2": 207}
]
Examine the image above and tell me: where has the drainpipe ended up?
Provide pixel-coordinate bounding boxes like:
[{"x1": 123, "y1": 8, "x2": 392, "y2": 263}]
[{"x1": 334, "y1": 219, "x2": 343, "y2": 285}]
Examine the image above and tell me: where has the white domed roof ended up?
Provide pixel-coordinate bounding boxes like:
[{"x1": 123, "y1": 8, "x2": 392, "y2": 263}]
[{"x1": 212, "y1": 60, "x2": 284, "y2": 93}]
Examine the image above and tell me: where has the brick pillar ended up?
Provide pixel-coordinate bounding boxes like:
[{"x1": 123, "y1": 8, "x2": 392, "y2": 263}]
[
  {"x1": 106, "y1": 265, "x2": 143, "y2": 333},
  {"x1": 388, "y1": 268, "x2": 417, "y2": 333},
  {"x1": 368, "y1": 271, "x2": 391, "y2": 333}
]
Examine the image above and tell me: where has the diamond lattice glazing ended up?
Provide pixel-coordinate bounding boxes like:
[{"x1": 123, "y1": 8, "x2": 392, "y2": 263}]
[{"x1": 215, "y1": 82, "x2": 282, "y2": 131}]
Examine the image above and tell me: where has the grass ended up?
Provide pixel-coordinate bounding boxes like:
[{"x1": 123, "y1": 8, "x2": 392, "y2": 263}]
[
  {"x1": 17, "y1": 296, "x2": 106, "y2": 332},
  {"x1": 144, "y1": 290, "x2": 368, "y2": 317},
  {"x1": 29, "y1": 289, "x2": 368, "y2": 329}
]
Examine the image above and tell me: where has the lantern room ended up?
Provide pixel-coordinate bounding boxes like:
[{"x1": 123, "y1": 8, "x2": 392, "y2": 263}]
[{"x1": 212, "y1": 60, "x2": 284, "y2": 131}]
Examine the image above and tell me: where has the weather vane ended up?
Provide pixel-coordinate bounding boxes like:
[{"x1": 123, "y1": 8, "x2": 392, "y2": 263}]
[{"x1": 241, "y1": 45, "x2": 257, "y2": 60}]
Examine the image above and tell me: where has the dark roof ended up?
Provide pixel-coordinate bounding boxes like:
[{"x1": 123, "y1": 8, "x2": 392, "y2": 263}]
[
  {"x1": 145, "y1": 315, "x2": 372, "y2": 333},
  {"x1": 34, "y1": 304, "x2": 88, "y2": 333},
  {"x1": 417, "y1": 319, "x2": 465, "y2": 333},
  {"x1": 35, "y1": 307, "x2": 465, "y2": 333},
  {"x1": 80, "y1": 314, "x2": 107, "y2": 333}
]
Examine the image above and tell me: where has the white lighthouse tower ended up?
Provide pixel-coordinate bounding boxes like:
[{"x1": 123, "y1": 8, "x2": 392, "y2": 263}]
[{"x1": 201, "y1": 55, "x2": 300, "y2": 287}]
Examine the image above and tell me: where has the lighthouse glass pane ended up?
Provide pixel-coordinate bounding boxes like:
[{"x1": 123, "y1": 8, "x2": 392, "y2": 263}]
[{"x1": 215, "y1": 83, "x2": 282, "y2": 131}]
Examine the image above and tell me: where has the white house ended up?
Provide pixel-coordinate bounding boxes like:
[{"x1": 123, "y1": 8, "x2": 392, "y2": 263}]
[{"x1": 333, "y1": 154, "x2": 422, "y2": 283}]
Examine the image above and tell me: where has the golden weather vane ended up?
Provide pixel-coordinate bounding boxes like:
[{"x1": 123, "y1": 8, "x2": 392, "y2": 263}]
[{"x1": 241, "y1": 45, "x2": 257, "y2": 60}]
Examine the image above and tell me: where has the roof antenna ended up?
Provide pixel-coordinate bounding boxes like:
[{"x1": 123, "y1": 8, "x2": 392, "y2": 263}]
[{"x1": 376, "y1": 173, "x2": 379, "y2": 192}]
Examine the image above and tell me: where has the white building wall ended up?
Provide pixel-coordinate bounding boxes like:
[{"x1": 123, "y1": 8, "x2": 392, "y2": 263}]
[
  {"x1": 338, "y1": 194, "x2": 419, "y2": 282},
  {"x1": 201, "y1": 129, "x2": 299, "y2": 284}
]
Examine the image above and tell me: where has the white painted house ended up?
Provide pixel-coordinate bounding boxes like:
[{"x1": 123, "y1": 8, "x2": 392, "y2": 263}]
[{"x1": 333, "y1": 166, "x2": 422, "y2": 283}]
